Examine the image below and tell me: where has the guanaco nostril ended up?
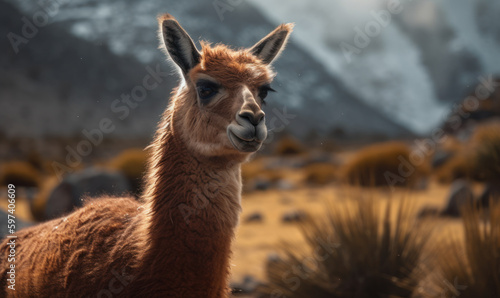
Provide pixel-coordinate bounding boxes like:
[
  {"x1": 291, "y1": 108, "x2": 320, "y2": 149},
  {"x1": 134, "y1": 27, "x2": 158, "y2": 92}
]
[{"x1": 239, "y1": 111, "x2": 264, "y2": 126}]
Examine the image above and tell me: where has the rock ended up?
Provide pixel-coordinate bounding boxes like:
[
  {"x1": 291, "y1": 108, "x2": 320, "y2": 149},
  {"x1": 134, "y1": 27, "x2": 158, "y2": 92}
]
[
  {"x1": 44, "y1": 168, "x2": 131, "y2": 220},
  {"x1": 264, "y1": 253, "x2": 284, "y2": 276},
  {"x1": 244, "y1": 212, "x2": 263, "y2": 223},
  {"x1": 276, "y1": 179, "x2": 294, "y2": 190},
  {"x1": 252, "y1": 178, "x2": 272, "y2": 191},
  {"x1": 267, "y1": 252, "x2": 282, "y2": 264},
  {"x1": 442, "y1": 179, "x2": 475, "y2": 217},
  {"x1": 432, "y1": 150, "x2": 453, "y2": 168},
  {"x1": 230, "y1": 275, "x2": 261, "y2": 295},
  {"x1": 417, "y1": 205, "x2": 440, "y2": 219},
  {"x1": 282, "y1": 210, "x2": 307, "y2": 223},
  {"x1": 478, "y1": 183, "x2": 500, "y2": 208},
  {"x1": 14, "y1": 187, "x2": 38, "y2": 203}
]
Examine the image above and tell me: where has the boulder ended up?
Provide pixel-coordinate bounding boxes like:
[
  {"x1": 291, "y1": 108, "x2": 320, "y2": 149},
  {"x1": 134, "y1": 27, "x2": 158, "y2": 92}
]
[
  {"x1": 282, "y1": 210, "x2": 307, "y2": 223},
  {"x1": 230, "y1": 275, "x2": 261, "y2": 295},
  {"x1": 43, "y1": 168, "x2": 130, "y2": 220},
  {"x1": 276, "y1": 179, "x2": 294, "y2": 190},
  {"x1": 252, "y1": 178, "x2": 272, "y2": 191},
  {"x1": 442, "y1": 179, "x2": 474, "y2": 217},
  {"x1": 244, "y1": 212, "x2": 263, "y2": 223},
  {"x1": 432, "y1": 150, "x2": 453, "y2": 168}
]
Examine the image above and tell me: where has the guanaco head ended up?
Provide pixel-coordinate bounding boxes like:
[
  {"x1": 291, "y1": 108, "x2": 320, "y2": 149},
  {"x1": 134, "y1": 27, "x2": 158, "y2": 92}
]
[{"x1": 158, "y1": 14, "x2": 293, "y2": 159}]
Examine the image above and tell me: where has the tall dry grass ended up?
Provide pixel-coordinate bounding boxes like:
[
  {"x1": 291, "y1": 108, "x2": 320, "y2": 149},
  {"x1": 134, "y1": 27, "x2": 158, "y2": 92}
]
[
  {"x1": 432, "y1": 201, "x2": 500, "y2": 297},
  {"x1": 259, "y1": 199, "x2": 432, "y2": 297}
]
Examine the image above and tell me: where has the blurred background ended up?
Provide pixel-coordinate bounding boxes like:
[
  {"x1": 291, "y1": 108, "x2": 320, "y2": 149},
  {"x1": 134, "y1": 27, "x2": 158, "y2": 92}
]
[{"x1": 1, "y1": 0, "x2": 500, "y2": 296}]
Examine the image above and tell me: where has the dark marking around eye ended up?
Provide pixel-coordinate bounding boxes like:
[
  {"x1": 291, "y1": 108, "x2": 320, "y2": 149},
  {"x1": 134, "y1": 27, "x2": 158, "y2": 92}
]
[
  {"x1": 258, "y1": 84, "x2": 276, "y2": 105},
  {"x1": 196, "y1": 80, "x2": 220, "y2": 104}
]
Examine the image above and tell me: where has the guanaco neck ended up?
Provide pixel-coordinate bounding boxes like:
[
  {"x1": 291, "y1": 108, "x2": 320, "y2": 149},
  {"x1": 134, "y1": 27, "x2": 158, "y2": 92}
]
[
  {"x1": 133, "y1": 104, "x2": 242, "y2": 295},
  {"x1": 143, "y1": 106, "x2": 243, "y2": 233}
]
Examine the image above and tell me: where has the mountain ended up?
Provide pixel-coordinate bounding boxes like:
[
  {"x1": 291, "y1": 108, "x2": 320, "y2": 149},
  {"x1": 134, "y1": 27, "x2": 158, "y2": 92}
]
[
  {"x1": 0, "y1": 1, "x2": 173, "y2": 140},
  {"x1": 251, "y1": 0, "x2": 500, "y2": 134},
  {"x1": 1, "y1": 0, "x2": 416, "y2": 143}
]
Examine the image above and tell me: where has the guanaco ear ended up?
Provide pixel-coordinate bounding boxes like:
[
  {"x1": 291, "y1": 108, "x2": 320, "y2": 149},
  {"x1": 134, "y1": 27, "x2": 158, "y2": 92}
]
[
  {"x1": 249, "y1": 23, "x2": 294, "y2": 65},
  {"x1": 158, "y1": 14, "x2": 201, "y2": 77}
]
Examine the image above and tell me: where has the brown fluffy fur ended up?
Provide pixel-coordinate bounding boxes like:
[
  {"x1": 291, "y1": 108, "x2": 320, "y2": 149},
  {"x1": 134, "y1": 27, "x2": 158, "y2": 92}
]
[{"x1": 0, "y1": 15, "x2": 292, "y2": 298}]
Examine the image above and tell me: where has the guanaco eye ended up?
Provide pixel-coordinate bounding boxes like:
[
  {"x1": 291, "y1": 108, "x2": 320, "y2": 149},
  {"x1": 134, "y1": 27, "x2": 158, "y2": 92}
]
[
  {"x1": 258, "y1": 84, "x2": 276, "y2": 104},
  {"x1": 196, "y1": 80, "x2": 220, "y2": 104}
]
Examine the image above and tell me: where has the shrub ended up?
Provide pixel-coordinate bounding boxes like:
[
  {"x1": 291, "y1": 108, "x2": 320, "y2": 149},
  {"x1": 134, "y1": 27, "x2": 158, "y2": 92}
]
[
  {"x1": 303, "y1": 163, "x2": 336, "y2": 185},
  {"x1": 471, "y1": 122, "x2": 500, "y2": 182},
  {"x1": 259, "y1": 199, "x2": 432, "y2": 297},
  {"x1": 341, "y1": 142, "x2": 427, "y2": 187},
  {"x1": 274, "y1": 135, "x2": 305, "y2": 156},
  {"x1": 433, "y1": 123, "x2": 500, "y2": 184},
  {"x1": 108, "y1": 148, "x2": 148, "y2": 196},
  {"x1": 440, "y1": 137, "x2": 463, "y2": 155},
  {"x1": 434, "y1": 153, "x2": 472, "y2": 184},
  {"x1": 0, "y1": 161, "x2": 41, "y2": 187},
  {"x1": 433, "y1": 201, "x2": 500, "y2": 297}
]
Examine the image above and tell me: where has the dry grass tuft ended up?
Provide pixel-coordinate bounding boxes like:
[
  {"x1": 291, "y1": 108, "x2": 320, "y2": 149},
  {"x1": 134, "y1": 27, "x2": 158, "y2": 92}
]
[
  {"x1": 303, "y1": 163, "x2": 336, "y2": 185},
  {"x1": 108, "y1": 148, "x2": 148, "y2": 196},
  {"x1": 435, "y1": 122, "x2": 500, "y2": 184},
  {"x1": 434, "y1": 153, "x2": 472, "y2": 183},
  {"x1": 432, "y1": 201, "x2": 500, "y2": 297},
  {"x1": 471, "y1": 122, "x2": 500, "y2": 182},
  {"x1": 341, "y1": 142, "x2": 427, "y2": 187},
  {"x1": 274, "y1": 136, "x2": 306, "y2": 156},
  {"x1": 0, "y1": 161, "x2": 41, "y2": 187},
  {"x1": 259, "y1": 199, "x2": 432, "y2": 297}
]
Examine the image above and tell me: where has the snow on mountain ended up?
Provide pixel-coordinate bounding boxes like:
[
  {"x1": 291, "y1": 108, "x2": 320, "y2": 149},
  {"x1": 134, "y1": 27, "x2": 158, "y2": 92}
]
[
  {"x1": 11, "y1": 0, "x2": 498, "y2": 139},
  {"x1": 3, "y1": 0, "x2": 416, "y2": 140},
  {"x1": 440, "y1": 0, "x2": 500, "y2": 74},
  {"x1": 250, "y1": 0, "x2": 500, "y2": 134}
]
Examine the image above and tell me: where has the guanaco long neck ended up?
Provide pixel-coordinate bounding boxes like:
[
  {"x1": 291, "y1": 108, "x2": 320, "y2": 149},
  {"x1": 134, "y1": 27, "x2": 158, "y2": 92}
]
[{"x1": 134, "y1": 107, "x2": 242, "y2": 296}]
